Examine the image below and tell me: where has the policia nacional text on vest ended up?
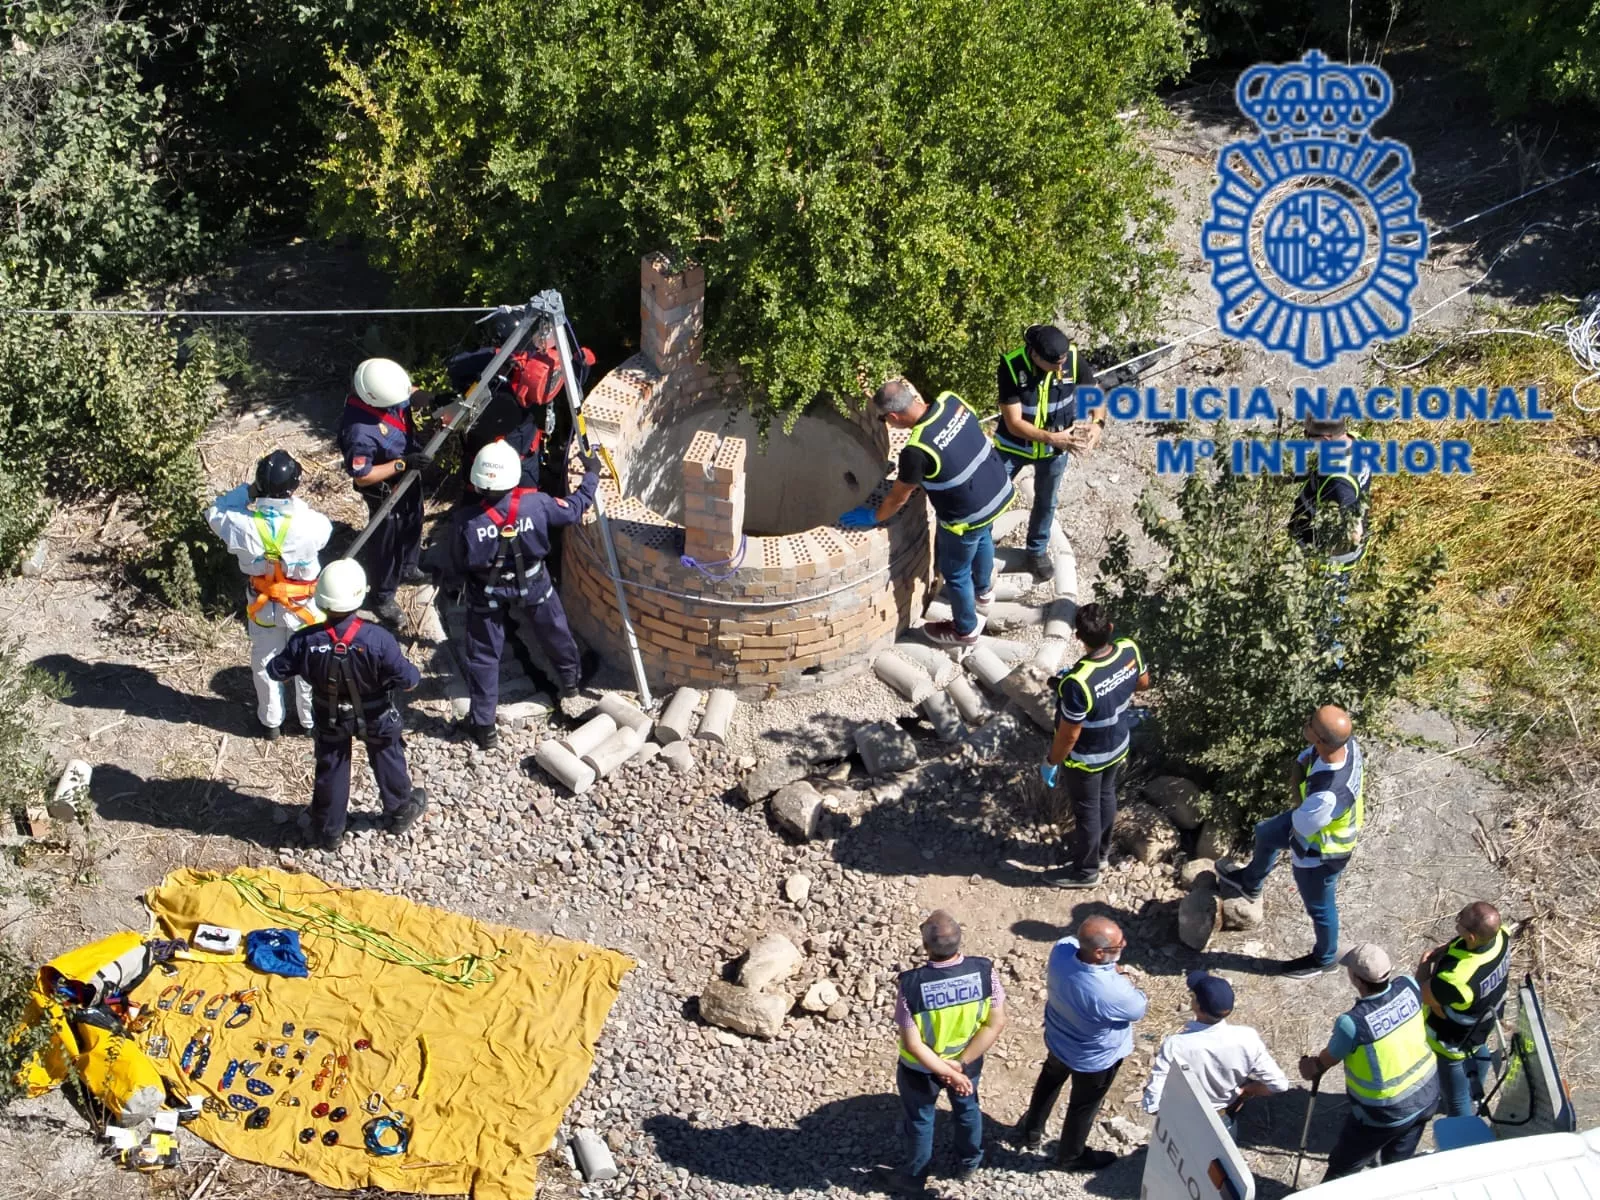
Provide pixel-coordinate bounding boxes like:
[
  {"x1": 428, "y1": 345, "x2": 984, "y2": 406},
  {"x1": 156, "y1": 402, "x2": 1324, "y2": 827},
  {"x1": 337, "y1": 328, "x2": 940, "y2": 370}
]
[
  {"x1": 1055, "y1": 638, "x2": 1144, "y2": 771},
  {"x1": 994, "y1": 345, "x2": 1080, "y2": 461},
  {"x1": 1293, "y1": 740, "x2": 1365, "y2": 861},
  {"x1": 1342, "y1": 976, "x2": 1440, "y2": 1122},
  {"x1": 904, "y1": 393, "x2": 1015, "y2": 534},
  {"x1": 897, "y1": 958, "x2": 995, "y2": 1067},
  {"x1": 1425, "y1": 928, "x2": 1511, "y2": 1059}
]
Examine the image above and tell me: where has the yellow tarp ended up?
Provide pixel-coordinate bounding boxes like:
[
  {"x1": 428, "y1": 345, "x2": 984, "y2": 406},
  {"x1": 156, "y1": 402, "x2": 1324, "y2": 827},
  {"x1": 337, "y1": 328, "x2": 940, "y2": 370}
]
[{"x1": 134, "y1": 868, "x2": 632, "y2": 1199}]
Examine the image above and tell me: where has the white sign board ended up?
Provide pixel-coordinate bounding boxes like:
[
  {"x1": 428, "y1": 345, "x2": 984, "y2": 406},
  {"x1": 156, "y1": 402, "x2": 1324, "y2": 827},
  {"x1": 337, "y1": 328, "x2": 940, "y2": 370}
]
[{"x1": 1141, "y1": 1062, "x2": 1255, "y2": 1200}]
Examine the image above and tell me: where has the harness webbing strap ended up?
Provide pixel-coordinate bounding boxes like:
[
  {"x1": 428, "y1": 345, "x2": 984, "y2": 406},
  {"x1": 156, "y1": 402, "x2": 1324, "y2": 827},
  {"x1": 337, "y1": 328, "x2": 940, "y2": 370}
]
[{"x1": 324, "y1": 618, "x2": 369, "y2": 738}]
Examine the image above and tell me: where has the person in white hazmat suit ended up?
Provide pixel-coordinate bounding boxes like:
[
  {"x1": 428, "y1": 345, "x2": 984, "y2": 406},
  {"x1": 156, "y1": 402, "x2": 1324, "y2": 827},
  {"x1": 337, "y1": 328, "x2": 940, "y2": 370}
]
[{"x1": 205, "y1": 450, "x2": 333, "y2": 738}]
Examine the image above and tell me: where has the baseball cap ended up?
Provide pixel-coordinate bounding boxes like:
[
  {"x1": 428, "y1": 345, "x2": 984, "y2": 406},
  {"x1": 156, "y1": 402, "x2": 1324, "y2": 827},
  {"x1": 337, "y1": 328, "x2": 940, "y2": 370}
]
[
  {"x1": 1185, "y1": 969, "x2": 1235, "y2": 1017},
  {"x1": 1025, "y1": 324, "x2": 1072, "y2": 363},
  {"x1": 1340, "y1": 943, "x2": 1393, "y2": 983}
]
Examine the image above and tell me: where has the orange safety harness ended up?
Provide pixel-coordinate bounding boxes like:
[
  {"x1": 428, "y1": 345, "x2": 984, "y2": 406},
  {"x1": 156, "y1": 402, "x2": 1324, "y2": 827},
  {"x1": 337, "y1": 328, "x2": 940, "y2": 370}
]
[{"x1": 245, "y1": 510, "x2": 319, "y2": 627}]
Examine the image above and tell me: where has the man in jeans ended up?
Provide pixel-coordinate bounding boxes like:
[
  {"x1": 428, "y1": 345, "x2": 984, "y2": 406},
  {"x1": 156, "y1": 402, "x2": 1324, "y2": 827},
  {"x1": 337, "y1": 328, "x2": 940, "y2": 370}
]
[
  {"x1": 1039, "y1": 604, "x2": 1149, "y2": 888},
  {"x1": 842, "y1": 379, "x2": 1015, "y2": 647},
  {"x1": 1015, "y1": 916, "x2": 1147, "y2": 1172},
  {"x1": 1419, "y1": 901, "x2": 1510, "y2": 1117},
  {"x1": 875, "y1": 911, "x2": 1008, "y2": 1193},
  {"x1": 1217, "y1": 705, "x2": 1364, "y2": 979},
  {"x1": 992, "y1": 324, "x2": 1103, "y2": 578}
]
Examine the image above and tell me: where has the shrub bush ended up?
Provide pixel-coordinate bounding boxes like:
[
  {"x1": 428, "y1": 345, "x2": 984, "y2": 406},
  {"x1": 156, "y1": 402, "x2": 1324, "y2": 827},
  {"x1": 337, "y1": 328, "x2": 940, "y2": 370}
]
[
  {"x1": 1096, "y1": 427, "x2": 1444, "y2": 837},
  {"x1": 313, "y1": 0, "x2": 1193, "y2": 420}
]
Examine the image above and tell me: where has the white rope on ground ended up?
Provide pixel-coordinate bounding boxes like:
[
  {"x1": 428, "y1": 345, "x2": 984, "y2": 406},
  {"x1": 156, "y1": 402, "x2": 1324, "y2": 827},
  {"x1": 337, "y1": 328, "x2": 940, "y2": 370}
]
[{"x1": 1, "y1": 306, "x2": 497, "y2": 316}]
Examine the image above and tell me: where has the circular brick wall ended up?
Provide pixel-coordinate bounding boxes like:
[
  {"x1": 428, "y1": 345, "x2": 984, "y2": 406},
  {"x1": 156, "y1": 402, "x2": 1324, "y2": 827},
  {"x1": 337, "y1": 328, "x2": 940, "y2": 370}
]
[{"x1": 561, "y1": 354, "x2": 934, "y2": 699}]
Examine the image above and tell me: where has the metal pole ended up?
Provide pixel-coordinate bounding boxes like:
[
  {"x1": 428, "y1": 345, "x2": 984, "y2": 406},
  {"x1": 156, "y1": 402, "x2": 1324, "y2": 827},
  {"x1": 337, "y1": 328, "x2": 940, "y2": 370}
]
[
  {"x1": 346, "y1": 308, "x2": 543, "y2": 559},
  {"x1": 1292, "y1": 1070, "x2": 1322, "y2": 1190},
  {"x1": 547, "y1": 306, "x2": 654, "y2": 708}
]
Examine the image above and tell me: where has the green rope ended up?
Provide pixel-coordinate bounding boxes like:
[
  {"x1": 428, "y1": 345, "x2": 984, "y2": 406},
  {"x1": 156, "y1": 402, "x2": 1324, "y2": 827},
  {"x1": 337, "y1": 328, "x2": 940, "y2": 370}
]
[{"x1": 219, "y1": 872, "x2": 507, "y2": 988}]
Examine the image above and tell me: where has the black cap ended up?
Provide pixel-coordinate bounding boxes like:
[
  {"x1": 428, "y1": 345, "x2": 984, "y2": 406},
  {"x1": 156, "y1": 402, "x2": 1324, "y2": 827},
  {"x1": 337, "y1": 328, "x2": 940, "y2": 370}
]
[
  {"x1": 254, "y1": 450, "x2": 302, "y2": 499},
  {"x1": 1024, "y1": 324, "x2": 1072, "y2": 363}
]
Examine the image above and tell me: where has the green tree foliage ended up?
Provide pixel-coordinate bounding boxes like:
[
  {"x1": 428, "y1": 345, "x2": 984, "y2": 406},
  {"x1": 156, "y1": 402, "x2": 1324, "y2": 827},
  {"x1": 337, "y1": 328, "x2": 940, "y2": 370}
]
[
  {"x1": 1187, "y1": 0, "x2": 1408, "y2": 64},
  {"x1": 1097, "y1": 430, "x2": 1444, "y2": 837},
  {"x1": 315, "y1": 0, "x2": 1192, "y2": 417},
  {"x1": 0, "y1": 639, "x2": 63, "y2": 818},
  {"x1": 0, "y1": 1, "x2": 203, "y2": 285},
  {"x1": 1426, "y1": 0, "x2": 1600, "y2": 114},
  {"x1": 0, "y1": 270, "x2": 221, "y2": 602}
]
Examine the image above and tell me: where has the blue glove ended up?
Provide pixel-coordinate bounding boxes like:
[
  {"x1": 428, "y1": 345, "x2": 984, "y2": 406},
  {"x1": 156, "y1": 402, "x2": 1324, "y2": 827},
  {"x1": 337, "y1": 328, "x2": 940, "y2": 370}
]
[
  {"x1": 1039, "y1": 761, "x2": 1059, "y2": 788},
  {"x1": 838, "y1": 505, "x2": 878, "y2": 529}
]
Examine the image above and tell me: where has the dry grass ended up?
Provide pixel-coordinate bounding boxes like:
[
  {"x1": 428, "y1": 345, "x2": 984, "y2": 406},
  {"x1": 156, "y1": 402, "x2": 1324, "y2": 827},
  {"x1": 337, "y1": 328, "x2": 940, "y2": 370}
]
[
  {"x1": 1376, "y1": 303, "x2": 1600, "y2": 1098},
  {"x1": 1376, "y1": 305, "x2": 1600, "y2": 775}
]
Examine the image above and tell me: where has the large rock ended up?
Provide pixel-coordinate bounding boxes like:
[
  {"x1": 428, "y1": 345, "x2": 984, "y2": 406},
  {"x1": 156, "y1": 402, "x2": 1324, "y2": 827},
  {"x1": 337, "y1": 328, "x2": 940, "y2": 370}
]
[
  {"x1": 999, "y1": 663, "x2": 1056, "y2": 733},
  {"x1": 770, "y1": 782, "x2": 824, "y2": 841},
  {"x1": 737, "y1": 934, "x2": 803, "y2": 991},
  {"x1": 784, "y1": 873, "x2": 811, "y2": 905},
  {"x1": 1178, "y1": 879, "x2": 1221, "y2": 950},
  {"x1": 1195, "y1": 821, "x2": 1230, "y2": 861},
  {"x1": 800, "y1": 979, "x2": 841, "y2": 1013},
  {"x1": 1221, "y1": 893, "x2": 1266, "y2": 931},
  {"x1": 854, "y1": 721, "x2": 919, "y2": 776},
  {"x1": 1113, "y1": 802, "x2": 1181, "y2": 865},
  {"x1": 698, "y1": 980, "x2": 792, "y2": 1039},
  {"x1": 742, "y1": 755, "x2": 810, "y2": 803},
  {"x1": 1144, "y1": 776, "x2": 1204, "y2": 831},
  {"x1": 1179, "y1": 858, "x2": 1215, "y2": 889}
]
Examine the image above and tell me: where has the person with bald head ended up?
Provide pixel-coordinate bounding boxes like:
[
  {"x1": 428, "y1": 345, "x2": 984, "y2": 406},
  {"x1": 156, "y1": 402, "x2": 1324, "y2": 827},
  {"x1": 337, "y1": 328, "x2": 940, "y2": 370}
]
[
  {"x1": 1014, "y1": 916, "x2": 1148, "y2": 1172},
  {"x1": 1218, "y1": 705, "x2": 1365, "y2": 978},
  {"x1": 1419, "y1": 901, "x2": 1511, "y2": 1117},
  {"x1": 877, "y1": 910, "x2": 1007, "y2": 1193}
]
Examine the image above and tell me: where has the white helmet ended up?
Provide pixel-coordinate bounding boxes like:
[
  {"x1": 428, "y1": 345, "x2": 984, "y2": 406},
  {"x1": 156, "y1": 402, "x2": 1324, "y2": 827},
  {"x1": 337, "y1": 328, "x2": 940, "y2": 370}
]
[
  {"x1": 470, "y1": 441, "x2": 522, "y2": 491},
  {"x1": 315, "y1": 559, "x2": 369, "y2": 613},
  {"x1": 351, "y1": 357, "x2": 412, "y2": 408}
]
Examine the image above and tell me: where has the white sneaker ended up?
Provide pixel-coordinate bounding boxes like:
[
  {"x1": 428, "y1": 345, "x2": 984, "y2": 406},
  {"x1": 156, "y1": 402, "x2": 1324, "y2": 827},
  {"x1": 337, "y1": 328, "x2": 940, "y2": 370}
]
[{"x1": 975, "y1": 588, "x2": 995, "y2": 615}]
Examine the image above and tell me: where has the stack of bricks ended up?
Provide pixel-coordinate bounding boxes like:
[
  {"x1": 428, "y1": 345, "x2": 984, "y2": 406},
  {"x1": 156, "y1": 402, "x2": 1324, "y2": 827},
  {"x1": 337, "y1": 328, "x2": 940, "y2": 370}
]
[
  {"x1": 560, "y1": 252, "x2": 935, "y2": 699},
  {"x1": 680, "y1": 432, "x2": 746, "y2": 566}
]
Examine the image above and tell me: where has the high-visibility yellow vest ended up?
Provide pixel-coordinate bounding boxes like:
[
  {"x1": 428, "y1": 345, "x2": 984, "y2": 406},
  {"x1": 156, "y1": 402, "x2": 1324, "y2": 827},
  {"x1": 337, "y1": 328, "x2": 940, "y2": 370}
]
[
  {"x1": 1342, "y1": 975, "x2": 1439, "y2": 1121},
  {"x1": 994, "y1": 345, "x2": 1079, "y2": 460},
  {"x1": 1425, "y1": 928, "x2": 1510, "y2": 1059},
  {"x1": 1292, "y1": 739, "x2": 1365, "y2": 861},
  {"x1": 896, "y1": 957, "x2": 994, "y2": 1067},
  {"x1": 904, "y1": 393, "x2": 1015, "y2": 535}
]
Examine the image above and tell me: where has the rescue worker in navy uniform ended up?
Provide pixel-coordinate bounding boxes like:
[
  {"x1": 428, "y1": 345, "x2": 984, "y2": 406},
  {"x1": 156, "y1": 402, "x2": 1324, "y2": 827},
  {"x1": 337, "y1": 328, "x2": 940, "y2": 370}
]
[
  {"x1": 446, "y1": 441, "x2": 600, "y2": 750},
  {"x1": 338, "y1": 357, "x2": 434, "y2": 626},
  {"x1": 1300, "y1": 943, "x2": 1439, "y2": 1180},
  {"x1": 1289, "y1": 416, "x2": 1371, "y2": 572},
  {"x1": 1039, "y1": 604, "x2": 1150, "y2": 889},
  {"x1": 1419, "y1": 901, "x2": 1511, "y2": 1118},
  {"x1": 993, "y1": 325, "x2": 1104, "y2": 579},
  {"x1": 266, "y1": 559, "x2": 427, "y2": 851},
  {"x1": 844, "y1": 379, "x2": 1015, "y2": 647}
]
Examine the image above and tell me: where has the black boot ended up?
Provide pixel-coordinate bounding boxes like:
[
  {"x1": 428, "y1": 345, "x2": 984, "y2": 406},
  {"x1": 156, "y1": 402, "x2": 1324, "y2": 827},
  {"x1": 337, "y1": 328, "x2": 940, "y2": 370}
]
[
  {"x1": 372, "y1": 596, "x2": 405, "y2": 626},
  {"x1": 469, "y1": 721, "x2": 498, "y2": 751},
  {"x1": 388, "y1": 788, "x2": 428, "y2": 835}
]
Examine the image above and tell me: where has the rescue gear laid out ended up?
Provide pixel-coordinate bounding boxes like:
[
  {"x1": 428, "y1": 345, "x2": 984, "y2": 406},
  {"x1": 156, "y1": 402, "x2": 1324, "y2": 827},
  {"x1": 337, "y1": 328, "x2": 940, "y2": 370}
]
[{"x1": 903, "y1": 391, "x2": 1015, "y2": 534}]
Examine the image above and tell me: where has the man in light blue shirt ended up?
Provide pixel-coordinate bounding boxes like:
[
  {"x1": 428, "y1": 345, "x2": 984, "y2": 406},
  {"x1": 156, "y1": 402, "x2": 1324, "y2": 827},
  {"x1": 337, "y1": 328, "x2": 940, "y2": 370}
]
[
  {"x1": 1218, "y1": 705, "x2": 1365, "y2": 979},
  {"x1": 1013, "y1": 916, "x2": 1148, "y2": 1172}
]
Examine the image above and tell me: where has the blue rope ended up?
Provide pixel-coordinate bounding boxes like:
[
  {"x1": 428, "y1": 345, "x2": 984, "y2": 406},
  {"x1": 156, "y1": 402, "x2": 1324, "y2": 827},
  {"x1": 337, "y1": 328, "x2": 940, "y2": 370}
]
[{"x1": 680, "y1": 535, "x2": 748, "y2": 581}]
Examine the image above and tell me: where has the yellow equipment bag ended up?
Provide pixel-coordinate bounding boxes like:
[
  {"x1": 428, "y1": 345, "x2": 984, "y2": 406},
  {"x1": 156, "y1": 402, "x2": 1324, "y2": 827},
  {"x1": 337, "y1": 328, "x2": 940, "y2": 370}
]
[{"x1": 13, "y1": 930, "x2": 165, "y2": 1122}]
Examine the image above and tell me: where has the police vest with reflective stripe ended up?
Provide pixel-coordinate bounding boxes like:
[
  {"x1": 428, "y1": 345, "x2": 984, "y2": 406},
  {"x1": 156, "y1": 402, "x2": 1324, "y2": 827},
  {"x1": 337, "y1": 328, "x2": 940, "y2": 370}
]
[
  {"x1": 1291, "y1": 467, "x2": 1371, "y2": 571},
  {"x1": 1055, "y1": 638, "x2": 1144, "y2": 772},
  {"x1": 1342, "y1": 975, "x2": 1439, "y2": 1121},
  {"x1": 994, "y1": 346, "x2": 1079, "y2": 460},
  {"x1": 897, "y1": 957, "x2": 994, "y2": 1067},
  {"x1": 905, "y1": 392, "x2": 1015, "y2": 534},
  {"x1": 1291, "y1": 738, "x2": 1365, "y2": 861},
  {"x1": 1425, "y1": 928, "x2": 1511, "y2": 1059}
]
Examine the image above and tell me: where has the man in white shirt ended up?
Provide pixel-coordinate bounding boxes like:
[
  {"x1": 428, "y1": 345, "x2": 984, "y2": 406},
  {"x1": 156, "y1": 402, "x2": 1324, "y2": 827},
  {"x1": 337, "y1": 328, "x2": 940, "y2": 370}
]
[
  {"x1": 1143, "y1": 971, "x2": 1288, "y2": 1137},
  {"x1": 1217, "y1": 705, "x2": 1366, "y2": 979},
  {"x1": 206, "y1": 451, "x2": 333, "y2": 738}
]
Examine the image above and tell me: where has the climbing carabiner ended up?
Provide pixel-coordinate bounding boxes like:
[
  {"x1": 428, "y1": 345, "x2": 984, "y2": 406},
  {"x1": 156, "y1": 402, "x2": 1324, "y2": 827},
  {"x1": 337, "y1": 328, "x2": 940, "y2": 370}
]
[
  {"x1": 156, "y1": 984, "x2": 183, "y2": 1011},
  {"x1": 224, "y1": 1002, "x2": 254, "y2": 1029}
]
